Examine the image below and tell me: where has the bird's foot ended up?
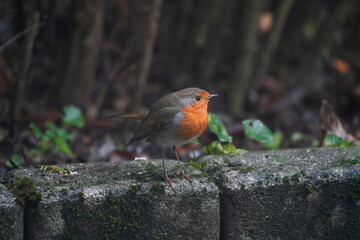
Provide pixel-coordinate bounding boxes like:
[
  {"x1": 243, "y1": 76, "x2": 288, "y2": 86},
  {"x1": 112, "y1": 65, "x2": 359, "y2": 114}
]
[
  {"x1": 177, "y1": 169, "x2": 192, "y2": 182},
  {"x1": 163, "y1": 175, "x2": 177, "y2": 191}
]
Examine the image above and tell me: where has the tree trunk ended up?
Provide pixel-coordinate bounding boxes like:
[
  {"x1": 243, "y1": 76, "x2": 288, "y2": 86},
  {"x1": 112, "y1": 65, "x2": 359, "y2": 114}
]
[
  {"x1": 56, "y1": 0, "x2": 103, "y2": 110},
  {"x1": 198, "y1": 0, "x2": 237, "y2": 87},
  {"x1": 251, "y1": 0, "x2": 294, "y2": 90},
  {"x1": 129, "y1": 0, "x2": 163, "y2": 112},
  {"x1": 228, "y1": 0, "x2": 266, "y2": 116},
  {"x1": 13, "y1": 0, "x2": 39, "y2": 121}
]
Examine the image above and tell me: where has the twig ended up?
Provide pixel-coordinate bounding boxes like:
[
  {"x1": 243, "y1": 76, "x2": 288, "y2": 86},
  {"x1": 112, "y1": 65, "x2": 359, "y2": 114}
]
[
  {"x1": 0, "y1": 20, "x2": 45, "y2": 53},
  {"x1": 13, "y1": 10, "x2": 41, "y2": 121},
  {"x1": 89, "y1": 50, "x2": 128, "y2": 119}
]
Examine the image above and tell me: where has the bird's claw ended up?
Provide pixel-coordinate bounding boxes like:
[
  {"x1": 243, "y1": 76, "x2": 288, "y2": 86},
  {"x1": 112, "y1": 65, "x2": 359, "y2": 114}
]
[
  {"x1": 177, "y1": 170, "x2": 192, "y2": 182},
  {"x1": 163, "y1": 175, "x2": 177, "y2": 191}
]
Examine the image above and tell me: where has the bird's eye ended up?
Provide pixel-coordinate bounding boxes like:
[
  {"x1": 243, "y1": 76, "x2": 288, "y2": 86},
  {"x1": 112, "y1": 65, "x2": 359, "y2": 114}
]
[{"x1": 195, "y1": 96, "x2": 201, "y2": 101}]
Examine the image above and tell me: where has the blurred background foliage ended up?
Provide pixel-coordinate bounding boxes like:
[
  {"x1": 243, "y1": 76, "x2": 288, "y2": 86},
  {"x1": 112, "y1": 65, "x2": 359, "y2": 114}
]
[
  {"x1": 0, "y1": 0, "x2": 359, "y2": 168},
  {"x1": 1, "y1": 0, "x2": 359, "y2": 117}
]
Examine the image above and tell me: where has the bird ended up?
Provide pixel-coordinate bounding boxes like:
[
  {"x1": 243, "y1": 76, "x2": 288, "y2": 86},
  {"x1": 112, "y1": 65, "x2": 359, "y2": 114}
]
[{"x1": 110, "y1": 88, "x2": 217, "y2": 189}]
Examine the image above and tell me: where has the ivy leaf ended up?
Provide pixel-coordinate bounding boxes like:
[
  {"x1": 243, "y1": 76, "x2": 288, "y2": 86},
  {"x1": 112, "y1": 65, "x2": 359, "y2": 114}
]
[
  {"x1": 54, "y1": 137, "x2": 74, "y2": 158},
  {"x1": 44, "y1": 121, "x2": 72, "y2": 141},
  {"x1": 62, "y1": 106, "x2": 85, "y2": 128},
  {"x1": 55, "y1": 128, "x2": 73, "y2": 141},
  {"x1": 208, "y1": 113, "x2": 232, "y2": 143},
  {"x1": 325, "y1": 134, "x2": 343, "y2": 147},
  {"x1": 30, "y1": 123, "x2": 45, "y2": 139},
  {"x1": 242, "y1": 119, "x2": 274, "y2": 143},
  {"x1": 325, "y1": 134, "x2": 355, "y2": 147},
  {"x1": 265, "y1": 131, "x2": 283, "y2": 149}
]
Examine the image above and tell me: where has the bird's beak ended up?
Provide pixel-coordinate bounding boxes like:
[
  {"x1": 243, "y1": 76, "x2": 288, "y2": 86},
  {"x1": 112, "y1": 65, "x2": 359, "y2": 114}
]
[{"x1": 206, "y1": 94, "x2": 218, "y2": 100}]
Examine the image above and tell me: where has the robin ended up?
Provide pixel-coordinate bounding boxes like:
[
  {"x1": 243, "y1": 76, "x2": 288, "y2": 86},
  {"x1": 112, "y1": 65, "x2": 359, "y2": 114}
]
[{"x1": 111, "y1": 87, "x2": 217, "y2": 189}]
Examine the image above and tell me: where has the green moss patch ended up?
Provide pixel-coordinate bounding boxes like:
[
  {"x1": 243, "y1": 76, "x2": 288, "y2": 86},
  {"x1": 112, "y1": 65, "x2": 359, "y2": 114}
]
[
  {"x1": 184, "y1": 160, "x2": 216, "y2": 182},
  {"x1": 291, "y1": 173, "x2": 300, "y2": 182},
  {"x1": 150, "y1": 183, "x2": 165, "y2": 193},
  {"x1": 282, "y1": 176, "x2": 291, "y2": 185},
  {"x1": 96, "y1": 184, "x2": 152, "y2": 239},
  {"x1": 306, "y1": 185, "x2": 315, "y2": 193},
  {"x1": 339, "y1": 158, "x2": 360, "y2": 166},
  {"x1": 6, "y1": 177, "x2": 41, "y2": 206}
]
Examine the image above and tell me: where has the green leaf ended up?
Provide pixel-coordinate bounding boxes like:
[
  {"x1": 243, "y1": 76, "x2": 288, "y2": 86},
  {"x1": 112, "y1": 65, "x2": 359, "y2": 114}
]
[
  {"x1": 325, "y1": 134, "x2": 355, "y2": 147},
  {"x1": 6, "y1": 154, "x2": 22, "y2": 168},
  {"x1": 45, "y1": 121, "x2": 57, "y2": 131},
  {"x1": 45, "y1": 121, "x2": 72, "y2": 141},
  {"x1": 339, "y1": 141, "x2": 355, "y2": 147},
  {"x1": 202, "y1": 140, "x2": 247, "y2": 155},
  {"x1": 202, "y1": 141, "x2": 221, "y2": 154},
  {"x1": 55, "y1": 128, "x2": 73, "y2": 141},
  {"x1": 265, "y1": 131, "x2": 283, "y2": 149},
  {"x1": 54, "y1": 137, "x2": 74, "y2": 158},
  {"x1": 30, "y1": 123, "x2": 46, "y2": 140},
  {"x1": 62, "y1": 105, "x2": 85, "y2": 128},
  {"x1": 222, "y1": 143, "x2": 248, "y2": 155},
  {"x1": 40, "y1": 165, "x2": 50, "y2": 171},
  {"x1": 40, "y1": 165, "x2": 69, "y2": 174},
  {"x1": 192, "y1": 139, "x2": 199, "y2": 144},
  {"x1": 242, "y1": 119, "x2": 274, "y2": 143},
  {"x1": 291, "y1": 132, "x2": 306, "y2": 142},
  {"x1": 208, "y1": 113, "x2": 232, "y2": 143},
  {"x1": 311, "y1": 139, "x2": 320, "y2": 147},
  {"x1": 325, "y1": 134, "x2": 344, "y2": 147}
]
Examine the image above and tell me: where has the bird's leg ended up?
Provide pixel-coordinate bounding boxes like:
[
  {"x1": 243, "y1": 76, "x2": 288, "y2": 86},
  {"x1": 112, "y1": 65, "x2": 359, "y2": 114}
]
[
  {"x1": 161, "y1": 148, "x2": 176, "y2": 190},
  {"x1": 172, "y1": 146, "x2": 192, "y2": 182}
]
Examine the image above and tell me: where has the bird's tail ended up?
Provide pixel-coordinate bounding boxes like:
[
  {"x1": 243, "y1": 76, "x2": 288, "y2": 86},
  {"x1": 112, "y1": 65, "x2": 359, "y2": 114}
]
[{"x1": 107, "y1": 112, "x2": 148, "y2": 120}]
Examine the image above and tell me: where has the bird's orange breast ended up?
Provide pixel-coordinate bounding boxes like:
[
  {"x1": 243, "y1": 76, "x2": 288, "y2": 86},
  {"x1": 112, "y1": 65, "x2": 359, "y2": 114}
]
[{"x1": 177, "y1": 106, "x2": 209, "y2": 140}]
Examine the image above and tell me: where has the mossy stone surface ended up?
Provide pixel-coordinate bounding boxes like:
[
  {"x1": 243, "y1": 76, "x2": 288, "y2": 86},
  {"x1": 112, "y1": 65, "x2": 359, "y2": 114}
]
[
  {"x1": 3, "y1": 147, "x2": 360, "y2": 239},
  {"x1": 0, "y1": 183, "x2": 23, "y2": 240},
  {"x1": 218, "y1": 147, "x2": 360, "y2": 240},
  {"x1": 4, "y1": 159, "x2": 219, "y2": 240}
]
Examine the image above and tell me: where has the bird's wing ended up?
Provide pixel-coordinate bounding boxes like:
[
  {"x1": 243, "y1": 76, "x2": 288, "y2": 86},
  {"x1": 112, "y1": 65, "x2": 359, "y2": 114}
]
[{"x1": 126, "y1": 107, "x2": 179, "y2": 145}]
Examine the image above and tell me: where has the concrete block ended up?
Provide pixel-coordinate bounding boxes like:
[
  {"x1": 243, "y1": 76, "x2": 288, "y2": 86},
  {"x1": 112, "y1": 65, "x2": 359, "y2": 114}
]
[
  {"x1": 5, "y1": 160, "x2": 219, "y2": 240},
  {"x1": 217, "y1": 147, "x2": 360, "y2": 240},
  {"x1": 3, "y1": 147, "x2": 359, "y2": 239},
  {"x1": 0, "y1": 183, "x2": 23, "y2": 240}
]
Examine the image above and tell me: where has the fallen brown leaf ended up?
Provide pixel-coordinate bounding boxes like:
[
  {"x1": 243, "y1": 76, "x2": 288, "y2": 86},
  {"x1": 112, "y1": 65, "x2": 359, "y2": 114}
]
[{"x1": 319, "y1": 100, "x2": 360, "y2": 146}]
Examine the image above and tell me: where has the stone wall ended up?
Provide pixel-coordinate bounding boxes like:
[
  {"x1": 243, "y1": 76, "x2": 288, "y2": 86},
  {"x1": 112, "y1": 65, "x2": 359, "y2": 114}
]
[{"x1": 1, "y1": 147, "x2": 359, "y2": 239}]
